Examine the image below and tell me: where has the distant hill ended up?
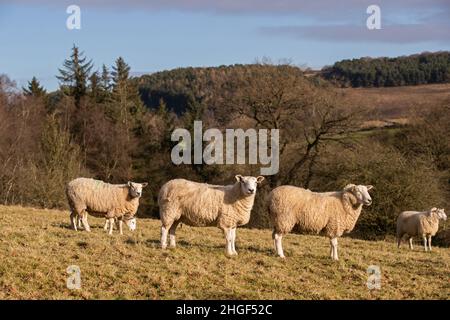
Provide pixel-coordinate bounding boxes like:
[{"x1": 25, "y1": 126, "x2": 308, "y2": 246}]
[
  {"x1": 322, "y1": 51, "x2": 450, "y2": 87},
  {"x1": 135, "y1": 64, "x2": 309, "y2": 114}
]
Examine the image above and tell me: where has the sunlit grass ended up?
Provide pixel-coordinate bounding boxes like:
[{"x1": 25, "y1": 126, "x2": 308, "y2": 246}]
[{"x1": 0, "y1": 205, "x2": 448, "y2": 299}]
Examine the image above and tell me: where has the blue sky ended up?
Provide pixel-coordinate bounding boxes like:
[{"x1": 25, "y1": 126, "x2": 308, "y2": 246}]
[{"x1": 0, "y1": 0, "x2": 449, "y2": 91}]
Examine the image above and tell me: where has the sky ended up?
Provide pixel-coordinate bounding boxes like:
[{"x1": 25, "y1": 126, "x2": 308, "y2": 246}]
[{"x1": 0, "y1": 0, "x2": 449, "y2": 91}]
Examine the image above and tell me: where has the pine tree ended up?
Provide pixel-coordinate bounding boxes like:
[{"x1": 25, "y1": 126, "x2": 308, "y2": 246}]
[
  {"x1": 88, "y1": 71, "x2": 101, "y2": 102},
  {"x1": 57, "y1": 45, "x2": 93, "y2": 108},
  {"x1": 23, "y1": 76, "x2": 46, "y2": 97},
  {"x1": 100, "y1": 64, "x2": 111, "y2": 92},
  {"x1": 111, "y1": 57, "x2": 130, "y2": 86},
  {"x1": 110, "y1": 57, "x2": 144, "y2": 127}
]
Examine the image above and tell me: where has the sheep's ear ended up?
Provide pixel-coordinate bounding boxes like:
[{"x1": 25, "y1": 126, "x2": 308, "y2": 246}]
[
  {"x1": 127, "y1": 181, "x2": 132, "y2": 187},
  {"x1": 366, "y1": 185, "x2": 374, "y2": 191},
  {"x1": 141, "y1": 182, "x2": 148, "y2": 188},
  {"x1": 428, "y1": 208, "x2": 438, "y2": 216},
  {"x1": 344, "y1": 184, "x2": 356, "y2": 192},
  {"x1": 256, "y1": 176, "x2": 265, "y2": 184},
  {"x1": 235, "y1": 175, "x2": 243, "y2": 182}
]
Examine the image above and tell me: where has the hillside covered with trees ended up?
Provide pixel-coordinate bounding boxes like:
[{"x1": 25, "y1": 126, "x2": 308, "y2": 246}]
[
  {"x1": 0, "y1": 47, "x2": 449, "y2": 242},
  {"x1": 322, "y1": 51, "x2": 450, "y2": 87}
]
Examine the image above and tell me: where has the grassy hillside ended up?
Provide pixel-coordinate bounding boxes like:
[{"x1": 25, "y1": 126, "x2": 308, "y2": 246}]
[
  {"x1": 340, "y1": 83, "x2": 450, "y2": 124},
  {"x1": 0, "y1": 205, "x2": 448, "y2": 300}
]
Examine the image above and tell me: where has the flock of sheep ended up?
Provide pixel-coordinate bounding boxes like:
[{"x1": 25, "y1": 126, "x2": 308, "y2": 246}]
[{"x1": 66, "y1": 176, "x2": 447, "y2": 261}]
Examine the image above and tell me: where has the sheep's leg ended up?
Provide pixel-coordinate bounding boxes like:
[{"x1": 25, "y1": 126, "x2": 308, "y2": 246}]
[
  {"x1": 330, "y1": 238, "x2": 339, "y2": 261},
  {"x1": 409, "y1": 238, "x2": 414, "y2": 250},
  {"x1": 169, "y1": 221, "x2": 180, "y2": 248},
  {"x1": 329, "y1": 238, "x2": 335, "y2": 260},
  {"x1": 118, "y1": 219, "x2": 123, "y2": 235},
  {"x1": 80, "y1": 211, "x2": 91, "y2": 232},
  {"x1": 273, "y1": 232, "x2": 285, "y2": 258},
  {"x1": 224, "y1": 228, "x2": 234, "y2": 256},
  {"x1": 70, "y1": 211, "x2": 78, "y2": 231},
  {"x1": 428, "y1": 235, "x2": 432, "y2": 251},
  {"x1": 103, "y1": 219, "x2": 109, "y2": 231},
  {"x1": 397, "y1": 235, "x2": 402, "y2": 248},
  {"x1": 423, "y1": 235, "x2": 428, "y2": 251},
  {"x1": 231, "y1": 227, "x2": 238, "y2": 255},
  {"x1": 161, "y1": 223, "x2": 171, "y2": 249},
  {"x1": 108, "y1": 218, "x2": 114, "y2": 235}
]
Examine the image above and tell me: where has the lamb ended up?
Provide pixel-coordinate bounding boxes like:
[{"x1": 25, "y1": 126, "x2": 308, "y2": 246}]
[
  {"x1": 269, "y1": 184, "x2": 373, "y2": 260},
  {"x1": 77, "y1": 215, "x2": 137, "y2": 235},
  {"x1": 396, "y1": 208, "x2": 447, "y2": 251},
  {"x1": 158, "y1": 175, "x2": 264, "y2": 255},
  {"x1": 66, "y1": 177, "x2": 147, "y2": 235}
]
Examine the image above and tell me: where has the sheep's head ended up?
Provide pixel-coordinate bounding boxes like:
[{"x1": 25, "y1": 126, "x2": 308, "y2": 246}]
[
  {"x1": 235, "y1": 175, "x2": 265, "y2": 196},
  {"x1": 127, "y1": 181, "x2": 148, "y2": 198},
  {"x1": 429, "y1": 208, "x2": 447, "y2": 220},
  {"x1": 344, "y1": 184, "x2": 373, "y2": 206},
  {"x1": 124, "y1": 217, "x2": 137, "y2": 231}
]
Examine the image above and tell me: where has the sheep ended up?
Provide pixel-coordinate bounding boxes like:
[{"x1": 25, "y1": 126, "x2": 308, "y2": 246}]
[
  {"x1": 66, "y1": 177, "x2": 147, "y2": 235},
  {"x1": 269, "y1": 184, "x2": 373, "y2": 260},
  {"x1": 396, "y1": 208, "x2": 447, "y2": 251},
  {"x1": 158, "y1": 175, "x2": 264, "y2": 255}
]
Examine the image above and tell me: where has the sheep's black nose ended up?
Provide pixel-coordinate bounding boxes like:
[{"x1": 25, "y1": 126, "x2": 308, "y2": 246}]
[{"x1": 248, "y1": 189, "x2": 255, "y2": 193}]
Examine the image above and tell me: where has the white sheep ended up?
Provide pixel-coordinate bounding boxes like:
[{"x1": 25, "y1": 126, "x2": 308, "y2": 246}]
[
  {"x1": 66, "y1": 177, "x2": 147, "y2": 235},
  {"x1": 269, "y1": 184, "x2": 373, "y2": 260},
  {"x1": 396, "y1": 208, "x2": 447, "y2": 251},
  {"x1": 158, "y1": 175, "x2": 264, "y2": 255}
]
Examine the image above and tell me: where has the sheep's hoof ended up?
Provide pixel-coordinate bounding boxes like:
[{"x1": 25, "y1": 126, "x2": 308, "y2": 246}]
[{"x1": 161, "y1": 245, "x2": 167, "y2": 250}]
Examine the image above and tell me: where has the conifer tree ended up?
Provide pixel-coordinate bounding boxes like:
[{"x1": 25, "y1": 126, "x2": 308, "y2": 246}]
[
  {"x1": 57, "y1": 45, "x2": 93, "y2": 108},
  {"x1": 88, "y1": 71, "x2": 100, "y2": 101},
  {"x1": 100, "y1": 64, "x2": 111, "y2": 92},
  {"x1": 110, "y1": 57, "x2": 144, "y2": 130},
  {"x1": 23, "y1": 76, "x2": 46, "y2": 97}
]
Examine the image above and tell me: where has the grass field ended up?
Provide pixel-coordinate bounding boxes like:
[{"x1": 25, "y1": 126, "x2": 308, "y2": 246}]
[
  {"x1": 340, "y1": 83, "x2": 450, "y2": 122},
  {"x1": 0, "y1": 205, "x2": 449, "y2": 300}
]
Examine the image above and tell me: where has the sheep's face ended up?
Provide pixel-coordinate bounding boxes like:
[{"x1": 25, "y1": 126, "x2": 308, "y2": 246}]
[
  {"x1": 127, "y1": 182, "x2": 148, "y2": 198},
  {"x1": 345, "y1": 184, "x2": 373, "y2": 206},
  {"x1": 430, "y1": 208, "x2": 447, "y2": 220},
  {"x1": 235, "y1": 175, "x2": 265, "y2": 196},
  {"x1": 124, "y1": 217, "x2": 137, "y2": 231}
]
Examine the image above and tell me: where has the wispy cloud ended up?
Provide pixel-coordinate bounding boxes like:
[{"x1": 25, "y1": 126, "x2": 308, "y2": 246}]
[
  {"x1": 261, "y1": 23, "x2": 450, "y2": 44},
  {"x1": 2, "y1": 0, "x2": 449, "y2": 44}
]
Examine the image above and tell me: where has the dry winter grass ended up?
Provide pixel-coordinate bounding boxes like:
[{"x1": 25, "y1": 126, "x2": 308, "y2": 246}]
[
  {"x1": 341, "y1": 83, "x2": 450, "y2": 120},
  {"x1": 0, "y1": 205, "x2": 449, "y2": 300}
]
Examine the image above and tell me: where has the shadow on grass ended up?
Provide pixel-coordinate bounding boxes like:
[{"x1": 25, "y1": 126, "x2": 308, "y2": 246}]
[
  {"x1": 51, "y1": 222, "x2": 73, "y2": 230},
  {"x1": 51, "y1": 222, "x2": 106, "y2": 231}
]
